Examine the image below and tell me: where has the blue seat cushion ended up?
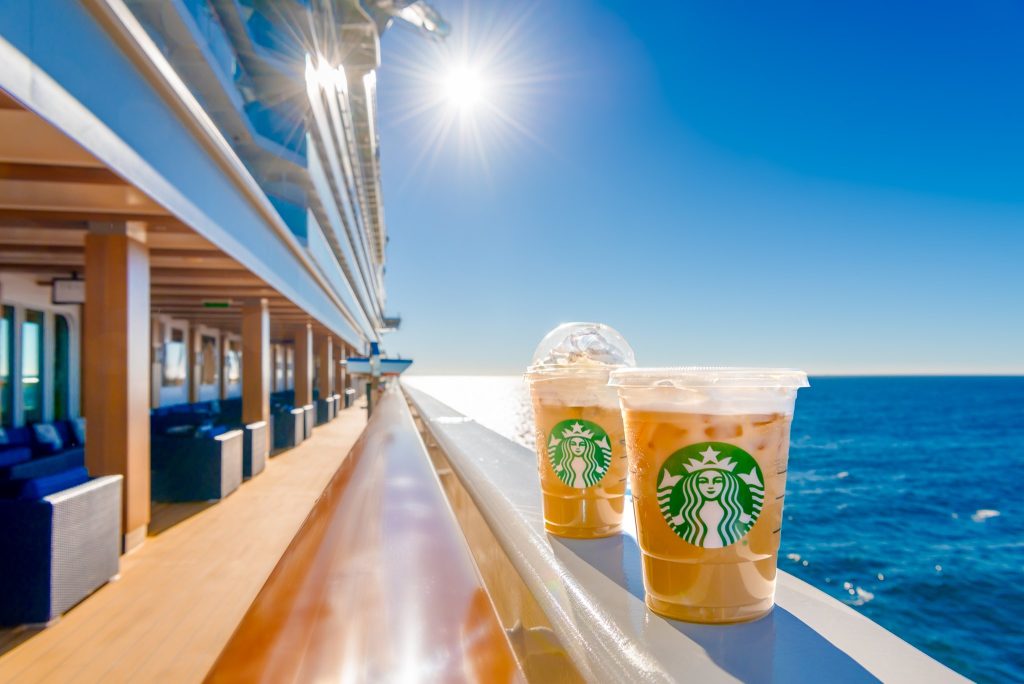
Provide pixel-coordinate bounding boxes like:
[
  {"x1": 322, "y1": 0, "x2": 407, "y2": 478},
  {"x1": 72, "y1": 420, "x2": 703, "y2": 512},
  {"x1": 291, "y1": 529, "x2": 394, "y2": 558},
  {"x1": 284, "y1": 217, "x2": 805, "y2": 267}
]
[
  {"x1": 196, "y1": 424, "x2": 229, "y2": 439},
  {"x1": 5, "y1": 467, "x2": 89, "y2": 500},
  {"x1": 31, "y1": 423, "x2": 64, "y2": 455},
  {"x1": 0, "y1": 447, "x2": 32, "y2": 468},
  {"x1": 70, "y1": 417, "x2": 86, "y2": 446},
  {"x1": 0, "y1": 449, "x2": 84, "y2": 482},
  {"x1": 1, "y1": 427, "x2": 32, "y2": 450}
]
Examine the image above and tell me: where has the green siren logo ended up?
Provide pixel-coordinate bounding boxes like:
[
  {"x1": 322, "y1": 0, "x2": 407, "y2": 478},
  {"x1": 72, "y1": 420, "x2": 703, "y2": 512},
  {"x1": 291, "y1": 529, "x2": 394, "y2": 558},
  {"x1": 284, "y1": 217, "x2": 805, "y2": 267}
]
[
  {"x1": 657, "y1": 442, "x2": 764, "y2": 548},
  {"x1": 547, "y1": 420, "x2": 613, "y2": 489}
]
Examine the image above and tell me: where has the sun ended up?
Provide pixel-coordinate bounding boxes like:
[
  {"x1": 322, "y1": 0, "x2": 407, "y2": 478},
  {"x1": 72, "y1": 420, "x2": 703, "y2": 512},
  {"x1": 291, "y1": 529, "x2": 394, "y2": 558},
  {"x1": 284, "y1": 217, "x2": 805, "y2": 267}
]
[
  {"x1": 380, "y1": 1, "x2": 557, "y2": 177},
  {"x1": 442, "y1": 65, "x2": 487, "y2": 110}
]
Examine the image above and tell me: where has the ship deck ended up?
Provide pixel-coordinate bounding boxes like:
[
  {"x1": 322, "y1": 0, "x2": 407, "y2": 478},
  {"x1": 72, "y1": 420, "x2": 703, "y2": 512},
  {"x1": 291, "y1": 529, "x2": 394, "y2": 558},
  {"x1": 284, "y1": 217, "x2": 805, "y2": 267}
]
[{"x1": 0, "y1": 406, "x2": 366, "y2": 684}]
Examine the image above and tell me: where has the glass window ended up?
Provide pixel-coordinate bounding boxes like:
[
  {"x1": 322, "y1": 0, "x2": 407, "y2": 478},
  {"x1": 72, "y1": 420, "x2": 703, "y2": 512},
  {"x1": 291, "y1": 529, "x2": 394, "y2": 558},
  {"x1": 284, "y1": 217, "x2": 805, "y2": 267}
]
[
  {"x1": 0, "y1": 306, "x2": 12, "y2": 426},
  {"x1": 22, "y1": 310, "x2": 44, "y2": 423},
  {"x1": 54, "y1": 314, "x2": 70, "y2": 420},
  {"x1": 163, "y1": 328, "x2": 187, "y2": 387},
  {"x1": 274, "y1": 344, "x2": 285, "y2": 391},
  {"x1": 286, "y1": 346, "x2": 294, "y2": 390},
  {"x1": 225, "y1": 339, "x2": 241, "y2": 384},
  {"x1": 200, "y1": 334, "x2": 218, "y2": 385}
]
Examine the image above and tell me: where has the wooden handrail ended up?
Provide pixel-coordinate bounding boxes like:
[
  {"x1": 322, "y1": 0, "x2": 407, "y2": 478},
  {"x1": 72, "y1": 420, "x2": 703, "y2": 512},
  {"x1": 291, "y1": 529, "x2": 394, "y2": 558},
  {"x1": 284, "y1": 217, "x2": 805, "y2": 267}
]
[{"x1": 205, "y1": 387, "x2": 523, "y2": 683}]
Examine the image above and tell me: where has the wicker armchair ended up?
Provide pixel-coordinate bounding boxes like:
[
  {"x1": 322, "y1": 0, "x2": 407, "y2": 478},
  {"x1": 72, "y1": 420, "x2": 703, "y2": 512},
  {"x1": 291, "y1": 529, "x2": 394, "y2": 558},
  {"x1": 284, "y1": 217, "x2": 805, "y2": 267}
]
[{"x1": 0, "y1": 475, "x2": 122, "y2": 625}]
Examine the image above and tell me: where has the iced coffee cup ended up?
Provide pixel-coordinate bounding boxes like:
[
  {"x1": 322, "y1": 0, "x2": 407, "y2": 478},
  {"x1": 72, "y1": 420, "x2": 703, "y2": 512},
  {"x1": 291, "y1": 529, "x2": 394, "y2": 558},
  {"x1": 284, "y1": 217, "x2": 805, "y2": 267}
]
[
  {"x1": 525, "y1": 323, "x2": 636, "y2": 539},
  {"x1": 609, "y1": 368, "x2": 809, "y2": 623}
]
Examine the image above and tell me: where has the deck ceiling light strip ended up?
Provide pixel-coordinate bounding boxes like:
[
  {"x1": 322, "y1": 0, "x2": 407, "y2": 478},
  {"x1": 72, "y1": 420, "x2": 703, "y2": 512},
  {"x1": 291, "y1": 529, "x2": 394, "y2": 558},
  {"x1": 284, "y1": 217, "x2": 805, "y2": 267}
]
[{"x1": 68, "y1": 0, "x2": 372, "y2": 345}]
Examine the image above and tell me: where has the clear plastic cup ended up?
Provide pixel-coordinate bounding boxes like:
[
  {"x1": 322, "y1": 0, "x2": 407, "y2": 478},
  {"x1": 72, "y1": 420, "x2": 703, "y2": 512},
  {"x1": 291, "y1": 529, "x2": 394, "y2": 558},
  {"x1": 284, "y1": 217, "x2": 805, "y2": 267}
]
[
  {"x1": 609, "y1": 367, "x2": 809, "y2": 623},
  {"x1": 525, "y1": 323, "x2": 636, "y2": 539}
]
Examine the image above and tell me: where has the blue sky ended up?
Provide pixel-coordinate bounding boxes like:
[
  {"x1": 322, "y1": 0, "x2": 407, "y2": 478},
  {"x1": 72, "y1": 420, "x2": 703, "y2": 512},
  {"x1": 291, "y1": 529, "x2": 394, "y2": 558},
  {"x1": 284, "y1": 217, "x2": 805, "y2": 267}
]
[{"x1": 376, "y1": 0, "x2": 1024, "y2": 375}]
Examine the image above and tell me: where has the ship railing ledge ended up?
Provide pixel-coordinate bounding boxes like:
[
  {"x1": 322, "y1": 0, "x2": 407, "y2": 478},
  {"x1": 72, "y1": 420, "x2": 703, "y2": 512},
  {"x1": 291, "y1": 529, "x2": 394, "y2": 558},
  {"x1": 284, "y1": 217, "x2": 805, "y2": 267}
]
[{"x1": 404, "y1": 385, "x2": 968, "y2": 684}]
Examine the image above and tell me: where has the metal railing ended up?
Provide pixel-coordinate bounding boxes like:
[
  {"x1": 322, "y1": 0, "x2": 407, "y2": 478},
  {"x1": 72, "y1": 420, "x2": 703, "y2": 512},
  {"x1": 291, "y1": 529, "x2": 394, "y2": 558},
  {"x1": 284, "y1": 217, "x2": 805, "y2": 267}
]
[{"x1": 405, "y1": 386, "x2": 967, "y2": 684}]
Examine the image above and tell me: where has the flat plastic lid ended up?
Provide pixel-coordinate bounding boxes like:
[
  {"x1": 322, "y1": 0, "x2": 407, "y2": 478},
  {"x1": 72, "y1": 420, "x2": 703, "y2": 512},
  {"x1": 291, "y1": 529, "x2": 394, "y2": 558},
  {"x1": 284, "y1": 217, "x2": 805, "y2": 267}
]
[
  {"x1": 608, "y1": 367, "x2": 809, "y2": 389},
  {"x1": 526, "y1": 322, "x2": 636, "y2": 376}
]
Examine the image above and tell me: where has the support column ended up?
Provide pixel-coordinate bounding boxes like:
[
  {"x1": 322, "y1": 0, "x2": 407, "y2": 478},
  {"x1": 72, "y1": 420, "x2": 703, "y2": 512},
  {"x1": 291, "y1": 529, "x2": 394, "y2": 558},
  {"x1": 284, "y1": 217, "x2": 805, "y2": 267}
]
[
  {"x1": 314, "y1": 334, "x2": 333, "y2": 401},
  {"x1": 293, "y1": 322, "x2": 313, "y2": 408},
  {"x1": 84, "y1": 221, "x2": 150, "y2": 552},
  {"x1": 241, "y1": 299, "x2": 270, "y2": 425}
]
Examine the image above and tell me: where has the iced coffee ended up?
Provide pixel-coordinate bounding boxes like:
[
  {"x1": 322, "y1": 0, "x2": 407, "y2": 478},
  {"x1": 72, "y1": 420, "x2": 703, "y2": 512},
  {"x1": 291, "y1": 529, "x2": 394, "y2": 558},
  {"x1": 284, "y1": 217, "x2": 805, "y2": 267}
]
[
  {"x1": 609, "y1": 368, "x2": 808, "y2": 623},
  {"x1": 526, "y1": 323, "x2": 635, "y2": 539}
]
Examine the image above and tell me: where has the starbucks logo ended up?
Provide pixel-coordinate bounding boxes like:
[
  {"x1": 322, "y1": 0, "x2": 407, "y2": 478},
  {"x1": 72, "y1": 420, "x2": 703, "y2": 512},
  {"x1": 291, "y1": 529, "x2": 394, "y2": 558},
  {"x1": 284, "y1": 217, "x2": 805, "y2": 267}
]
[
  {"x1": 657, "y1": 442, "x2": 764, "y2": 548},
  {"x1": 546, "y1": 420, "x2": 613, "y2": 489}
]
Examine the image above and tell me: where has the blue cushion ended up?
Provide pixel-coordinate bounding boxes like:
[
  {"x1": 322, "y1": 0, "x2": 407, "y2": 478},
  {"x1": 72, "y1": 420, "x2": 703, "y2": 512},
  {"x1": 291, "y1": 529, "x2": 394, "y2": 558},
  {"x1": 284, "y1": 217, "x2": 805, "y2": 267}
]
[
  {"x1": 206, "y1": 425, "x2": 228, "y2": 438},
  {"x1": 3, "y1": 427, "x2": 32, "y2": 449},
  {"x1": 31, "y1": 424, "x2": 64, "y2": 455},
  {"x1": 0, "y1": 447, "x2": 32, "y2": 468},
  {"x1": 52, "y1": 421, "x2": 75, "y2": 447},
  {"x1": 0, "y1": 450, "x2": 84, "y2": 482},
  {"x1": 0, "y1": 427, "x2": 7, "y2": 445},
  {"x1": 70, "y1": 417, "x2": 86, "y2": 446},
  {"x1": 14, "y1": 467, "x2": 89, "y2": 500}
]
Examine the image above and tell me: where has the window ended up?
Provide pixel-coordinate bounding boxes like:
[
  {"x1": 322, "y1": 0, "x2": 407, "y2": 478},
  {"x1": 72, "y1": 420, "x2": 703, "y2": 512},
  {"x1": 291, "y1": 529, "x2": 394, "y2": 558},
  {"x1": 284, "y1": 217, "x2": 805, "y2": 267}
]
[
  {"x1": 286, "y1": 346, "x2": 294, "y2": 390},
  {"x1": 54, "y1": 314, "x2": 70, "y2": 420},
  {"x1": 163, "y1": 328, "x2": 187, "y2": 387},
  {"x1": 22, "y1": 310, "x2": 44, "y2": 423},
  {"x1": 199, "y1": 334, "x2": 218, "y2": 385},
  {"x1": 274, "y1": 344, "x2": 285, "y2": 391},
  {"x1": 224, "y1": 339, "x2": 241, "y2": 384},
  {"x1": 0, "y1": 306, "x2": 12, "y2": 426}
]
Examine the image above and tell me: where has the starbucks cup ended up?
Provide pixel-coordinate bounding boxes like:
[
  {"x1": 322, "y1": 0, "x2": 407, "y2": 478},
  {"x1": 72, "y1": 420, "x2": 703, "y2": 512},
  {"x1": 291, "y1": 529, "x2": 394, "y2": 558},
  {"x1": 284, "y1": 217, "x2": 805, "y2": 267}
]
[
  {"x1": 609, "y1": 367, "x2": 809, "y2": 623},
  {"x1": 526, "y1": 323, "x2": 636, "y2": 539}
]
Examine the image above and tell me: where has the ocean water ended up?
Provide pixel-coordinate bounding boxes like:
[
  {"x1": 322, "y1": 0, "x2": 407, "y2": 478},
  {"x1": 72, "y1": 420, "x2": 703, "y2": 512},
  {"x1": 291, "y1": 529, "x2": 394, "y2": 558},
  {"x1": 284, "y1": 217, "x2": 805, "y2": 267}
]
[{"x1": 404, "y1": 375, "x2": 1024, "y2": 683}]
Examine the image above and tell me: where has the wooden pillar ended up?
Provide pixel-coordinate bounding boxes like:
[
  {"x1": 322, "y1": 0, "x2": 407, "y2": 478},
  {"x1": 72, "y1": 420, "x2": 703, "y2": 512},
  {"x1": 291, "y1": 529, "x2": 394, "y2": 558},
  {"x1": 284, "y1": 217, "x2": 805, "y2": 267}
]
[
  {"x1": 84, "y1": 222, "x2": 150, "y2": 551},
  {"x1": 293, "y1": 322, "x2": 313, "y2": 407},
  {"x1": 314, "y1": 334, "x2": 333, "y2": 400},
  {"x1": 241, "y1": 299, "x2": 270, "y2": 425}
]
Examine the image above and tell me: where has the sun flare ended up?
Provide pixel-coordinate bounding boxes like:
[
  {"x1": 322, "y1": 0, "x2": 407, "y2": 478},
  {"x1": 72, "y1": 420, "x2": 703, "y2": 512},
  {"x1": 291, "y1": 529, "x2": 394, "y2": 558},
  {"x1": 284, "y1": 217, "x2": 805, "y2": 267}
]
[
  {"x1": 380, "y1": 2, "x2": 556, "y2": 178},
  {"x1": 442, "y1": 65, "x2": 487, "y2": 110}
]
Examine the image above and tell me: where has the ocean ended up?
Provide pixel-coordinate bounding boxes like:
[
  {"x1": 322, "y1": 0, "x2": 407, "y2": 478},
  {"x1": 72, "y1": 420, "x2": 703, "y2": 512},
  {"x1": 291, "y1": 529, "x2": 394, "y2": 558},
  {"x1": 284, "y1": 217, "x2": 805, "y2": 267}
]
[{"x1": 404, "y1": 375, "x2": 1024, "y2": 683}]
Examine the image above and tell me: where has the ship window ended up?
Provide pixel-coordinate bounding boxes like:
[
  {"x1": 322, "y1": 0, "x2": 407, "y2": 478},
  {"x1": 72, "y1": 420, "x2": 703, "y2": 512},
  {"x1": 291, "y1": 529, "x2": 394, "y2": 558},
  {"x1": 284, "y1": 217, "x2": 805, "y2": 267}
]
[
  {"x1": 22, "y1": 310, "x2": 44, "y2": 423},
  {"x1": 274, "y1": 344, "x2": 285, "y2": 391},
  {"x1": 200, "y1": 334, "x2": 218, "y2": 386},
  {"x1": 163, "y1": 328, "x2": 187, "y2": 387},
  {"x1": 286, "y1": 346, "x2": 294, "y2": 390},
  {"x1": 54, "y1": 314, "x2": 70, "y2": 420},
  {"x1": 0, "y1": 306, "x2": 12, "y2": 426},
  {"x1": 225, "y1": 339, "x2": 241, "y2": 384}
]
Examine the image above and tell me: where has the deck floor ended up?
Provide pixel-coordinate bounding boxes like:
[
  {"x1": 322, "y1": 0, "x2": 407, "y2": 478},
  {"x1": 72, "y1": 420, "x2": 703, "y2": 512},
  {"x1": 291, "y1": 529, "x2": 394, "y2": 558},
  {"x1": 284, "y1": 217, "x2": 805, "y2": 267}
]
[{"x1": 0, "y1": 406, "x2": 366, "y2": 684}]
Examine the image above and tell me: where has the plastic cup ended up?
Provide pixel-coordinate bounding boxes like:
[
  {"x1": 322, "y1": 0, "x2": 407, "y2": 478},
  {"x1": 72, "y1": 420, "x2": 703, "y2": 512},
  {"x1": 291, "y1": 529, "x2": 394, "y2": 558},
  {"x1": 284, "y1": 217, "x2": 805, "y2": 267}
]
[
  {"x1": 525, "y1": 323, "x2": 635, "y2": 539},
  {"x1": 609, "y1": 367, "x2": 809, "y2": 623}
]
